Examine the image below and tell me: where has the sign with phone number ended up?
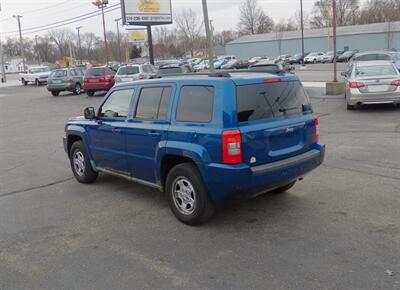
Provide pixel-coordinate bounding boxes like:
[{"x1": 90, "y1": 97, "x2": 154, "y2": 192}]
[{"x1": 121, "y1": 0, "x2": 173, "y2": 25}]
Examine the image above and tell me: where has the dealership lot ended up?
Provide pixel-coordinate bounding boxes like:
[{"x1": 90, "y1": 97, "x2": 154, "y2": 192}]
[{"x1": 0, "y1": 82, "x2": 399, "y2": 289}]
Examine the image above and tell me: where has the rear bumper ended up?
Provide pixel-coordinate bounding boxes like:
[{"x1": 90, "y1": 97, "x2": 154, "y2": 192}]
[
  {"x1": 83, "y1": 82, "x2": 114, "y2": 91},
  {"x1": 47, "y1": 83, "x2": 74, "y2": 91},
  {"x1": 203, "y1": 144, "x2": 325, "y2": 203},
  {"x1": 348, "y1": 91, "x2": 400, "y2": 105}
]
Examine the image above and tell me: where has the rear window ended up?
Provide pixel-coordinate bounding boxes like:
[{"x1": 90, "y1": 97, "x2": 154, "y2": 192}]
[
  {"x1": 237, "y1": 81, "x2": 310, "y2": 123},
  {"x1": 86, "y1": 68, "x2": 104, "y2": 77},
  {"x1": 158, "y1": 67, "x2": 182, "y2": 75},
  {"x1": 355, "y1": 65, "x2": 397, "y2": 77},
  {"x1": 355, "y1": 54, "x2": 391, "y2": 61},
  {"x1": 117, "y1": 66, "x2": 140, "y2": 75},
  {"x1": 51, "y1": 70, "x2": 67, "y2": 77}
]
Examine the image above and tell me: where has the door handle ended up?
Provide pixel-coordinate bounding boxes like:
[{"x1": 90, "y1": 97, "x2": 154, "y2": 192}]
[
  {"x1": 148, "y1": 131, "x2": 161, "y2": 137},
  {"x1": 112, "y1": 128, "x2": 122, "y2": 134}
]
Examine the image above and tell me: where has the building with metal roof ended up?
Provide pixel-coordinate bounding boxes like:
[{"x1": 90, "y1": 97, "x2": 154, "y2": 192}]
[{"x1": 226, "y1": 22, "x2": 400, "y2": 59}]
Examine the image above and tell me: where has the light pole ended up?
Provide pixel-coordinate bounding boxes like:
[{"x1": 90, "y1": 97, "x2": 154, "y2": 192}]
[
  {"x1": 300, "y1": 0, "x2": 305, "y2": 66},
  {"x1": 202, "y1": 0, "x2": 214, "y2": 72},
  {"x1": 92, "y1": 0, "x2": 109, "y2": 65},
  {"x1": 13, "y1": 15, "x2": 26, "y2": 72},
  {"x1": 115, "y1": 18, "x2": 122, "y2": 63},
  {"x1": 333, "y1": 0, "x2": 337, "y2": 82},
  {"x1": 0, "y1": 3, "x2": 6, "y2": 82},
  {"x1": 76, "y1": 26, "x2": 83, "y2": 64},
  {"x1": 35, "y1": 35, "x2": 41, "y2": 66}
]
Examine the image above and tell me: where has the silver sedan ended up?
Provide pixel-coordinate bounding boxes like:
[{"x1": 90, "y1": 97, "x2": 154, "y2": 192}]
[{"x1": 342, "y1": 60, "x2": 400, "y2": 110}]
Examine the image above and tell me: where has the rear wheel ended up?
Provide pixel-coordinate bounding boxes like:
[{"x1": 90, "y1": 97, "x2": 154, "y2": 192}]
[
  {"x1": 73, "y1": 83, "x2": 82, "y2": 95},
  {"x1": 271, "y1": 181, "x2": 297, "y2": 194},
  {"x1": 347, "y1": 103, "x2": 355, "y2": 110},
  {"x1": 86, "y1": 90, "x2": 94, "y2": 96},
  {"x1": 166, "y1": 163, "x2": 215, "y2": 225},
  {"x1": 313, "y1": 59, "x2": 317, "y2": 64},
  {"x1": 69, "y1": 141, "x2": 98, "y2": 184},
  {"x1": 51, "y1": 91, "x2": 60, "y2": 96}
]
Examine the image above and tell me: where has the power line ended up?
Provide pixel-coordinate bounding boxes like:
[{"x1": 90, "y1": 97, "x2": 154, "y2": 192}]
[
  {"x1": 0, "y1": 0, "x2": 72, "y2": 23},
  {"x1": 4, "y1": 6, "x2": 121, "y2": 37},
  {"x1": 3, "y1": 3, "x2": 120, "y2": 35}
]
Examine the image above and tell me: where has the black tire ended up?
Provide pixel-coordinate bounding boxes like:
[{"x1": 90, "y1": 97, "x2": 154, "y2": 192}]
[
  {"x1": 73, "y1": 83, "x2": 82, "y2": 95},
  {"x1": 271, "y1": 180, "x2": 297, "y2": 194},
  {"x1": 347, "y1": 103, "x2": 355, "y2": 110},
  {"x1": 35, "y1": 79, "x2": 40, "y2": 86},
  {"x1": 166, "y1": 163, "x2": 215, "y2": 225},
  {"x1": 69, "y1": 141, "x2": 98, "y2": 184},
  {"x1": 51, "y1": 91, "x2": 60, "y2": 96},
  {"x1": 22, "y1": 79, "x2": 27, "y2": 86},
  {"x1": 86, "y1": 90, "x2": 94, "y2": 96},
  {"x1": 313, "y1": 59, "x2": 317, "y2": 64}
]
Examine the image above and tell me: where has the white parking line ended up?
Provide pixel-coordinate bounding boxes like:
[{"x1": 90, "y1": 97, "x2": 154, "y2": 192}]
[{"x1": 302, "y1": 82, "x2": 326, "y2": 88}]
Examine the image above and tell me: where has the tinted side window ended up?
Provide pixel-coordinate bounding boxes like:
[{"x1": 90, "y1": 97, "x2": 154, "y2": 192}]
[
  {"x1": 99, "y1": 89, "x2": 134, "y2": 119},
  {"x1": 135, "y1": 87, "x2": 172, "y2": 120},
  {"x1": 237, "y1": 81, "x2": 310, "y2": 122},
  {"x1": 176, "y1": 86, "x2": 214, "y2": 122}
]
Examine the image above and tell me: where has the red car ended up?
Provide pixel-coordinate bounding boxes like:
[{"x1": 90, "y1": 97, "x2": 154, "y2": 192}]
[{"x1": 83, "y1": 66, "x2": 116, "y2": 96}]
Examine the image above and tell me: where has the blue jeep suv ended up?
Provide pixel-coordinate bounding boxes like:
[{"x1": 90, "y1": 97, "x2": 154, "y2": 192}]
[{"x1": 64, "y1": 72, "x2": 325, "y2": 225}]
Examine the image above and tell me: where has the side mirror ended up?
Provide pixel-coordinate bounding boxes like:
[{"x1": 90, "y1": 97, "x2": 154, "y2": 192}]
[
  {"x1": 84, "y1": 107, "x2": 96, "y2": 119},
  {"x1": 341, "y1": 72, "x2": 347, "y2": 77}
]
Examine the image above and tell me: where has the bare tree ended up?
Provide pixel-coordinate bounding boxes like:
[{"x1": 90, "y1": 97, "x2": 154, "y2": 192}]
[
  {"x1": 310, "y1": 0, "x2": 359, "y2": 28},
  {"x1": 238, "y1": 0, "x2": 274, "y2": 35},
  {"x1": 358, "y1": 0, "x2": 400, "y2": 24},
  {"x1": 48, "y1": 28, "x2": 74, "y2": 59},
  {"x1": 213, "y1": 30, "x2": 238, "y2": 46},
  {"x1": 174, "y1": 9, "x2": 204, "y2": 57}
]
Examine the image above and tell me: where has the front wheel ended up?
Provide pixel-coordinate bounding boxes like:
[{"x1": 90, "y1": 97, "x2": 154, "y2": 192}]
[
  {"x1": 69, "y1": 141, "x2": 98, "y2": 184},
  {"x1": 35, "y1": 79, "x2": 41, "y2": 86},
  {"x1": 51, "y1": 91, "x2": 60, "y2": 96},
  {"x1": 22, "y1": 79, "x2": 27, "y2": 86},
  {"x1": 86, "y1": 90, "x2": 94, "y2": 96},
  {"x1": 166, "y1": 163, "x2": 215, "y2": 225}
]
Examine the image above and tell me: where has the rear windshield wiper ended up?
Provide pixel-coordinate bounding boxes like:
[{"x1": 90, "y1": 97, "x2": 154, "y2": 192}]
[{"x1": 279, "y1": 107, "x2": 298, "y2": 113}]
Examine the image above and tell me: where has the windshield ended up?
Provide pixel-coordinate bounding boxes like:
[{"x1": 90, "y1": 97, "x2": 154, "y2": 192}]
[
  {"x1": 117, "y1": 66, "x2": 140, "y2": 75},
  {"x1": 237, "y1": 81, "x2": 310, "y2": 122},
  {"x1": 355, "y1": 65, "x2": 397, "y2": 77},
  {"x1": 30, "y1": 67, "x2": 50, "y2": 73},
  {"x1": 50, "y1": 70, "x2": 67, "y2": 77}
]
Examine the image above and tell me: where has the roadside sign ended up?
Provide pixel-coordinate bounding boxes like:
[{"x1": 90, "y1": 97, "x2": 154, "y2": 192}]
[
  {"x1": 120, "y1": 0, "x2": 172, "y2": 26},
  {"x1": 128, "y1": 30, "x2": 146, "y2": 43}
]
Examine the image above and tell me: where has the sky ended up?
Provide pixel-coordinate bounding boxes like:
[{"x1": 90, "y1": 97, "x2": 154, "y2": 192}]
[{"x1": 0, "y1": 0, "x2": 366, "y2": 40}]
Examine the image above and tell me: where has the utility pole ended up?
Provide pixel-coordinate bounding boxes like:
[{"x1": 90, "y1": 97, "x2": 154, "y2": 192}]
[
  {"x1": 202, "y1": 0, "x2": 214, "y2": 72},
  {"x1": 92, "y1": 0, "x2": 109, "y2": 65},
  {"x1": 115, "y1": 18, "x2": 122, "y2": 63},
  {"x1": 35, "y1": 35, "x2": 41, "y2": 66},
  {"x1": 13, "y1": 15, "x2": 26, "y2": 72},
  {"x1": 300, "y1": 0, "x2": 305, "y2": 66},
  {"x1": 76, "y1": 26, "x2": 82, "y2": 64},
  {"x1": 147, "y1": 26, "x2": 154, "y2": 65},
  {"x1": 0, "y1": 3, "x2": 6, "y2": 82},
  {"x1": 333, "y1": 0, "x2": 337, "y2": 82}
]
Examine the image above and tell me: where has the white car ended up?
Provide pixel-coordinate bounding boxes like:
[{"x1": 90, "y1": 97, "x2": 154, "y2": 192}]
[
  {"x1": 304, "y1": 52, "x2": 325, "y2": 64},
  {"x1": 19, "y1": 66, "x2": 52, "y2": 86},
  {"x1": 193, "y1": 59, "x2": 209, "y2": 71},
  {"x1": 115, "y1": 64, "x2": 156, "y2": 83}
]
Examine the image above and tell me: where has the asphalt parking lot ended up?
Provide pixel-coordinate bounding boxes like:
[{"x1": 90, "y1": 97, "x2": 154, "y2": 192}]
[{"x1": 0, "y1": 80, "x2": 399, "y2": 289}]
